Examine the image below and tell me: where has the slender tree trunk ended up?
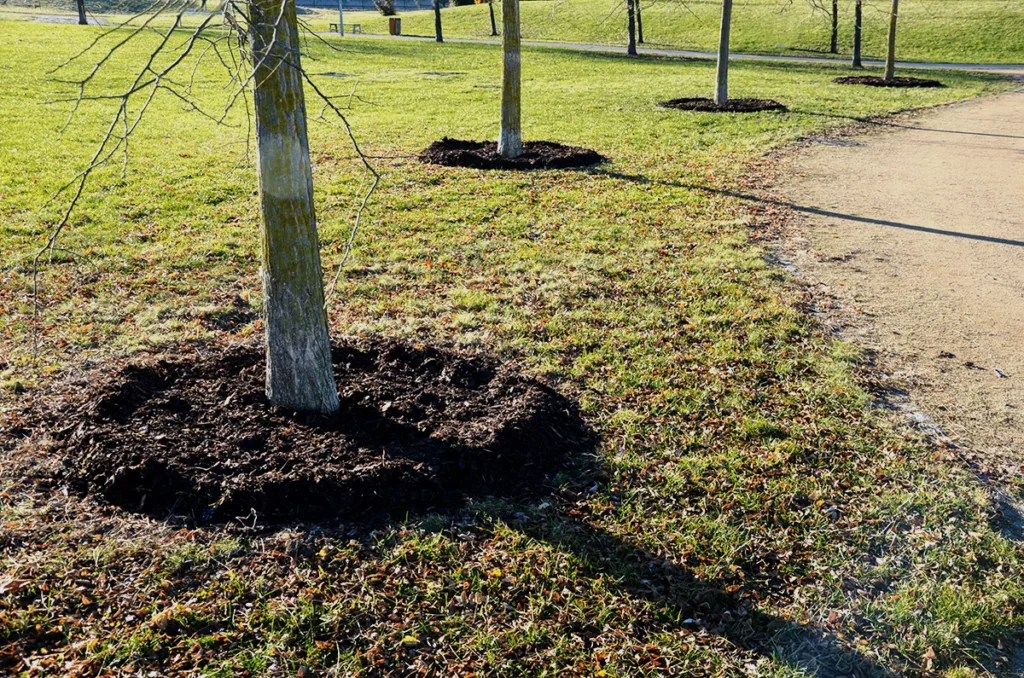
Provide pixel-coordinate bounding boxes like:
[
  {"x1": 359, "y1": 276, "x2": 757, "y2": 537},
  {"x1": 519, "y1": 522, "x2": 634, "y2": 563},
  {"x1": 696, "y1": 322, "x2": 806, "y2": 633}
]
[
  {"x1": 884, "y1": 0, "x2": 898, "y2": 80},
  {"x1": 76, "y1": 0, "x2": 87, "y2": 24},
  {"x1": 434, "y1": 0, "x2": 443, "y2": 42},
  {"x1": 337, "y1": 0, "x2": 344, "y2": 36},
  {"x1": 488, "y1": 0, "x2": 497, "y2": 36},
  {"x1": 497, "y1": 0, "x2": 522, "y2": 158},
  {"x1": 636, "y1": 0, "x2": 644, "y2": 44},
  {"x1": 626, "y1": 0, "x2": 637, "y2": 56},
  {"x1": 852, "y1": 0, "x2": 863, "y2": 68},
  {"x1": 829, "y1": 0, "x2": 838, "y2": 54},
  {"x1": 247, "y1": 0, "x2": 340, "y2": 415},
  {"x1": 714, "y1": 0, "x2": 732, "y2": 105}
]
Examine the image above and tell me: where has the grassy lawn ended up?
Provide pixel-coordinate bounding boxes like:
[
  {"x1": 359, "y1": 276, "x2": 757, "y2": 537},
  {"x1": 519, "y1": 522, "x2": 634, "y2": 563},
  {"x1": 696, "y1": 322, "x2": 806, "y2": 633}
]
[
  {"x1": 2, "y1": 19, "x2": 1023, "y2": 677},
  {"x1": 4, "y1": 0, "x2": 1024, "y2": 64},
  {"x1": 308, "y1": 0, "x2": 1024, "y2": 65}
]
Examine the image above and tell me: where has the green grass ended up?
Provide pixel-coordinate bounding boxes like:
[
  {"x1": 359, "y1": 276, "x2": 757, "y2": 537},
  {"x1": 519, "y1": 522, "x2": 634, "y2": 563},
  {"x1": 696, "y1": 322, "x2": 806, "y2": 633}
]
[
  {"x1": 2, "y1": 19, "x2": 1023, "y2": 677},
  {"x1": 313, "y1": 0, "x2": 1024, "y2": 65}
]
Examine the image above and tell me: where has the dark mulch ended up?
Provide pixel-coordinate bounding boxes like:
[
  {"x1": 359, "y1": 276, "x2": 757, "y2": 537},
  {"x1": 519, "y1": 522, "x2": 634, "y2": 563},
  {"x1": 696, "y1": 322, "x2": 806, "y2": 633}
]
[
  {"x1": 833, "y1": 75, "x2": 945, "y2": 88},
  {"x1": 658, "y1": 97, "x2": 788, "y2": 113},
  {"x1": 419, "y1": 138, "x2": 607, "y2": 170},
  {"x1": 42, "y1": 340, "x2": 593, "y2": 524}
]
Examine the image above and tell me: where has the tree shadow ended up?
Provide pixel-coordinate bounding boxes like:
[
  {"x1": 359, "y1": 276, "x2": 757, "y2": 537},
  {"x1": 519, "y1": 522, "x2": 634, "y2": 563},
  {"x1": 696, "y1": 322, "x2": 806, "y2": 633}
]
[
  {"x1": 507, "y1": 505, "x2": 900, "y2": 677},
  {"x1": 790, "y1": 108, "x2": 1024, "y2": 141},
  {"x1": 591, "y1": 169, "x2": 1024, "y2": 248}
]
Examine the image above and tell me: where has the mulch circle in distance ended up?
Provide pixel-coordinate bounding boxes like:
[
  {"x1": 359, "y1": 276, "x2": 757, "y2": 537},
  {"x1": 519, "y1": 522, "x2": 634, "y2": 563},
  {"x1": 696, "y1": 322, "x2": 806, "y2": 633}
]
[
  {"x1": 419, "y1": 138, "x2": 607, "y2": 170},
  {"x1": 48, "y1": 340, "x2": 593, "y2": 524},
  {"x1": 833, "y1": 75, "x2": 945, "y2": 88},
  {"x1": 658, "y1": 97, "x2": 788, "y2": 113}
]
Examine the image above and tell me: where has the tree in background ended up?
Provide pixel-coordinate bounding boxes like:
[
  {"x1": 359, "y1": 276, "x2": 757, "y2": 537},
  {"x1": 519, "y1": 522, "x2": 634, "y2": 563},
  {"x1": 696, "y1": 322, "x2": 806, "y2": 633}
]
[
  {"x1": 488, "y1": 0, "x2": 498, "y2": 36},
  {"x1": 884, "y1": 0, "x2": 898, "y2": 79},
  {"x1": 830, "y1": 0, "x2": 838, "y2": 53},
  {"x1": 626, "y1": 0, "x2": 637, "y2": 56},
  {"x1": 434, "y1": 0, "x2": 443, "y2": 42},
  {"x1": 714, "y1": 0, "x2": 733, "y2": 104},
  {"x1": 636, "y1": 0, "x2": 644, "y2": 44},
  {"x1": 498, "y1": 0, "x2": 522, "y2": 158},
  {"x1": 852, "y1": 0, "x2": 863, "y2": 67},
  {"x1": 76, "y1": 0, "x2": 87, "y2": 25}
]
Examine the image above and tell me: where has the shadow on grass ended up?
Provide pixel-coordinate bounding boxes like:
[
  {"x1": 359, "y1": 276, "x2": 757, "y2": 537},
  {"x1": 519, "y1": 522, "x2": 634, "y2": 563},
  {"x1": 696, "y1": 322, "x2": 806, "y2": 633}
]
[{"x1": 592, "y1": 169, "x2": 1024, "y2": 249}]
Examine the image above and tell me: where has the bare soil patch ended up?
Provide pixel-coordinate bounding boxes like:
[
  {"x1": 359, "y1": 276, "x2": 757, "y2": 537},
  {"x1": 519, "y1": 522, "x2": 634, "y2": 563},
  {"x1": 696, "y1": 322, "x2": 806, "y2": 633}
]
[
  {"x1": 833, "y1": 76, "x2": 944, "y2": 88},
  {"x1": 774, "y1": 90, "x2": 1024, "y2": 477},
  {"x1": 658, "y1": 97, "x2": 787, "y2": 113},
  {"x1": 419, "y1": 138, "x2": 606, "y2": 170},
  {"x1": 31, "y1": 340, "x2": 592, "y2": 524}
]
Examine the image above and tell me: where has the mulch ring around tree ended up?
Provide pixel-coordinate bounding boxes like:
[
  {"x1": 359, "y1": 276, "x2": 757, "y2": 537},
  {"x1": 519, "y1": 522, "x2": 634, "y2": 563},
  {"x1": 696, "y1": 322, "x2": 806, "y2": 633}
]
[
  {"x1": 657, "y1": 97, "x2": 788, "y2": 113},
  {"x1": 419, "y1": 138, "x2": 607, "y2": 170},
  {"x1": 833, "y1": 75, "x2": 945, "y2": 88},
  {"x1": 28, "y1": 340, "x2": 594, "y2": 525}
]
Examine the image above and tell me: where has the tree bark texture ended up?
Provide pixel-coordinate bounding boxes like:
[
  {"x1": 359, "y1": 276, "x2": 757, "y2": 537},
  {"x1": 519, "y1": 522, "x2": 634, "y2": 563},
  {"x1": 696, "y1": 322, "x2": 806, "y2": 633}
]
[
  {"x1": 248, "y1": 0, "x2": 340, "y2": 414},
  {"x1": 852, "y1": 0, "x2": 863, "y2": 68},
  {"x1": 626, "y1": 0, "x2": 637, "y2": 56},
  {"x1": 714, "y1": 0, "x2": 732, "y2": 105},
  {"x1": 884, "y1": 0, "x2": 898, "y2": 80},
  {"x1": 636, "y1": 0, "x2": 643, "y2": 44},
  {"x1": 498, "y1": 0, "x2": 522, "y2": 158},
  {"x1": 830, "y1": 0, "x2": 838, "y2": 54}
]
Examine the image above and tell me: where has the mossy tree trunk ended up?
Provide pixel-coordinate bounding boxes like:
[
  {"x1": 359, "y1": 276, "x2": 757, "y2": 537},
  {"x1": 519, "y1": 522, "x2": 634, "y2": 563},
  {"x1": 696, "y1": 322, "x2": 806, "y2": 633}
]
[
  {"x1": 626, "y1": 0, "x2": 637, "y2": 56},
  {"x1": 714, "y1": 0, "x2": 732, "y2": 105},
  {"x1": 884, "y1": 0, "x2": 898, "y2": 80},
  {"x1": 498, "y1": 0, "x2": 522, "y2": 158},
  {"x1": 852, "y1": 0, "x2": 863, "y2": 68},
  {"x1": 488, "y1": 0, "x2": 497, "y2": 36},
  {"x1": 247, "y1": 0, "x2": 340, "y2": 414},
  {"x1": 76, "y1": 0, "x2": 87, "y2": 24},
  {"x1": 434, "y1": 0, "x2": 443, "y2": 42}
]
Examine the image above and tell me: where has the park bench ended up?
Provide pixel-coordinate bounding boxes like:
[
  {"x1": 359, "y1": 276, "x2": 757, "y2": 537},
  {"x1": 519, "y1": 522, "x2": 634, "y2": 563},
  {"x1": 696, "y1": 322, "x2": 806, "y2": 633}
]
[{"x1": 329, "y1": 22, "x2": 362, "y2": 34}]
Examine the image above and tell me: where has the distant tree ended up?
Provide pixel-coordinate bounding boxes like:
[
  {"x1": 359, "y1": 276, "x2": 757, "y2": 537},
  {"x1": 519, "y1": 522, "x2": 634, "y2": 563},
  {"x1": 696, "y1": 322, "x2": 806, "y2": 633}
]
[
  {"x1": 714, "y1": 0, "x2": 733, "y2": 104},
  {"x1": 434, "y1": 0, "x2": 443, "y2": 42},
  {"x1": 76, "y1": 0, "x2": 87, "y2": 24},
  {"x1": 636, "y1": 0, "x2": 644, "y2": 44},
  {"x1": 804, "y1": 0, "x2": 839, "y2": 54},
  {"x1": 884, "y1": 0, "x2": 898, "y2": 79},
  {"x1": 498, "y1": 0, "x2": 522, "y2": 158},
  {"x1": 488, "y1": 0, "x2": 497, "y2": 36},
  {"x1": 626, "y1": 0, "x2": 637, "y2": 56},
  {"x1": 829, "y1": 0, "x2": 838, "y2": 53},
  {"x1": 852, "y1": 0, "x2": 863, "y2": 67}
]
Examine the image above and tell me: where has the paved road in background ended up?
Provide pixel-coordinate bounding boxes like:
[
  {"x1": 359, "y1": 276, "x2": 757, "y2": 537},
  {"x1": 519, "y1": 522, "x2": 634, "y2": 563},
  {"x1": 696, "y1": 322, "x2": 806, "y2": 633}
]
[{"x1": 338, "y1": 33, "x2": 1024, "y2": 76}]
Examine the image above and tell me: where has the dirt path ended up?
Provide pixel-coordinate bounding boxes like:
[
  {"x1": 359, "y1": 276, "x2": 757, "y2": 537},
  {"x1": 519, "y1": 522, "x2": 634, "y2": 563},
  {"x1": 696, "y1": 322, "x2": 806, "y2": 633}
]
[{"x1": 779, "y1": 89, "x2": 1024, "y2": 476}]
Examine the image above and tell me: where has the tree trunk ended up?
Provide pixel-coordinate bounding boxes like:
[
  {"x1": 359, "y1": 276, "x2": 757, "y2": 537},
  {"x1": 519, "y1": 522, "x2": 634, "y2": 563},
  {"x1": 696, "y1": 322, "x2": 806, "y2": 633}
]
[
  {"x1": 626, "y1": 0, "x2": 637, "y2": 56},
  {"x1": 884, "y1": 0, "x2": 898, "y2": 80},
  {"x1": 498, "y1": 0, "x2": 522, "y2": 158},
  {"x1": 488, "y1": 0, "x2": 497, "y2": 36},
  {"x1": 852, "y1": 0, "x2": 863, "y2": 68},
  {"x1": 76, "y1": 0, "x2": 87, "y2": 24},
  {"x1": 337, "y1": 0, "x2": 344, "y2": 36},
  {"x1": 714, "y1": 0, "x2": 732, "y2": 105},
  {"x1": 247, "y1": 0, "x2": 340, "y2": 415},
  {"x1": 636, "y1": 0, "x2": 643, "y2": 44},
  {"x1": 830, "y1": 0, "x2": 838, "y2": 54},
  {"x1": 434, "y1": 0, "x2": 443, "y2": 42}
]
